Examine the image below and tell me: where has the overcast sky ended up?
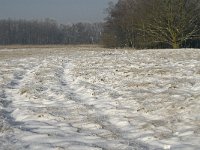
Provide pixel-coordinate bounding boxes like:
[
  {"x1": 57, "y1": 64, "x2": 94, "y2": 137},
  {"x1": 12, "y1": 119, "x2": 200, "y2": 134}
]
[{"x1": 0, "y1": 0, "x2": 117, "y2": 24}]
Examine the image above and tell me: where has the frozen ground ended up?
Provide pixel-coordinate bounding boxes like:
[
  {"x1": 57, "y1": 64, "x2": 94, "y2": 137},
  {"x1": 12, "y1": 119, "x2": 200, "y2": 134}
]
[{"x1": 0, "y1": 47, "x2": 200, "y2": 150}]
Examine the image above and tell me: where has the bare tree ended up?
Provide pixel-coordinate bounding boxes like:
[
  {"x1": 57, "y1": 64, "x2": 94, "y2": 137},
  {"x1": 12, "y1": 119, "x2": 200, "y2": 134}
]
[
  {"x1": 102, "y1": 0, "x2": 200, "y2": 48},
  {"x1": 0, "y1": 19, "x2": 103, "y2": 45},
  {"x1": 140, "y1": 0, "x2": 200, "y2": 48},
  {"x1": 102, "y1": 0, "x2": 139, "y2": 47}
]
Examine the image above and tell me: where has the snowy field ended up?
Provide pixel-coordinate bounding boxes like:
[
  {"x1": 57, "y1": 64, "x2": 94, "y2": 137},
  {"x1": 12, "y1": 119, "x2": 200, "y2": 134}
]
[{"x1": 0, "y1": 47, "x2": 200, "y2": 150}]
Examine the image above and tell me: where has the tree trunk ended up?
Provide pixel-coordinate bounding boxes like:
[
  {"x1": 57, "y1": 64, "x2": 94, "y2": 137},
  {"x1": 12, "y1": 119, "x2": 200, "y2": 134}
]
[
  {"x1": 172, "y1": 41, "x2": 179, "y2": 49},
  {"x1": 172, "y1": 36, "x2": 179, "y2": 49}
]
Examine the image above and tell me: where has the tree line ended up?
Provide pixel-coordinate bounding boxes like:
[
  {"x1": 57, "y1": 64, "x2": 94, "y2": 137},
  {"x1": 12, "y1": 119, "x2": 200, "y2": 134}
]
[
  {"x1": 0, "y1": 19, "x2": 103, "y2": 45},
  {"x1": 102, "y1": 0, "x2": 200, "y2": 49}
]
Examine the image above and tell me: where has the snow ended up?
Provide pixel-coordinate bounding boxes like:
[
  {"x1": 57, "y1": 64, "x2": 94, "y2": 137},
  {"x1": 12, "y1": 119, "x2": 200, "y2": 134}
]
[{"x1": 0, "y1": 47, "x2": 200, "y2": 149}]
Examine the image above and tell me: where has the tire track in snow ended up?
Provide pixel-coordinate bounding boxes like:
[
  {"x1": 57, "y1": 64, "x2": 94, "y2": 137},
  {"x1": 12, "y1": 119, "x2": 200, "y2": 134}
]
[
  {"x1": 3, "y1": 57, "x2": 114, "y2": 149},
  {"x1": 0, "y1": 58, "x2": 40, "y2": 149},
  {"x1": 4, "y1": 55, "x2": 150, "y2": 149},
  {"x1": 60, "y1": 61, "x2": 151, "y2": 150}
]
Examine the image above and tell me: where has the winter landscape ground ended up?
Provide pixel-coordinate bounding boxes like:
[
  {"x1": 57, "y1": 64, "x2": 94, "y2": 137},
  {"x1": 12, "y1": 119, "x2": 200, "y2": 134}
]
[{"x1": 0, "y1": 46, "x2": 200, "y2": 150}]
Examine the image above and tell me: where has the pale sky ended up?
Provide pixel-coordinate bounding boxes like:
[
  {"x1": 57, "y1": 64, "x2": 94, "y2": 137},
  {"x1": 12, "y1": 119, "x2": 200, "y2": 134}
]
[{"x1": 0, "y1": 0, "x2": 117, "y2": 24}]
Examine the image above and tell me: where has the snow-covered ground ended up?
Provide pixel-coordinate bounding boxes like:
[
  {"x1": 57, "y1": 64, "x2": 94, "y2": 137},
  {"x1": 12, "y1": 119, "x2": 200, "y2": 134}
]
[{"x1": 0, "y1": 47, "x2": 200, "y2": 150}]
